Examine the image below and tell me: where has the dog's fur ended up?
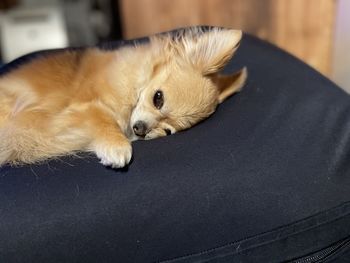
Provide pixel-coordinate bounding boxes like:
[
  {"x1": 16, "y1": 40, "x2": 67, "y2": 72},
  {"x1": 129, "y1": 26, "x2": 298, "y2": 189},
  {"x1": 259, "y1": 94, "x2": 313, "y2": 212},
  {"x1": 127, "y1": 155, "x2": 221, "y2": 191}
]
[{"x1": 0, "y1": 28, "x2": 247, "y2": 168}]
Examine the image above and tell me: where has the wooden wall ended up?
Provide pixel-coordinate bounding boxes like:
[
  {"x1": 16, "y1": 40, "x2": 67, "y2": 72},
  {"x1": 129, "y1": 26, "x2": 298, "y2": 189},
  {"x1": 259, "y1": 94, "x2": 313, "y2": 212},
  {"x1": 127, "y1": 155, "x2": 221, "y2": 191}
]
[
  {"x1": 119, "y1": 0, "x2": 336, "y2": 76},
  {"x1": 333, "y1": 0, "x2": 350, "y2": 91}
]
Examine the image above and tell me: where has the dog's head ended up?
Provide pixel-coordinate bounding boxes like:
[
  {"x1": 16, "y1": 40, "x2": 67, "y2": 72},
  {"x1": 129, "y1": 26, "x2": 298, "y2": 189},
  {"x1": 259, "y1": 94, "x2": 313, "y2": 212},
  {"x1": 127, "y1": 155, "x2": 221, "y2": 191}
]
[{"x1": 130, "y1": 28, "x2": 245, "y2": 140}]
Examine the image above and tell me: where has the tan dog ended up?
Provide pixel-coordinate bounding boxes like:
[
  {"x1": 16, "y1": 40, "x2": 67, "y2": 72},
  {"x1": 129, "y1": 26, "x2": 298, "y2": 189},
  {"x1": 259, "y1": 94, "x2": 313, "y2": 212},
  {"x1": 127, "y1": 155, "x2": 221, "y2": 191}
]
[{"x1": 0, "y1": 28, "x2": 247, "y2": 168}]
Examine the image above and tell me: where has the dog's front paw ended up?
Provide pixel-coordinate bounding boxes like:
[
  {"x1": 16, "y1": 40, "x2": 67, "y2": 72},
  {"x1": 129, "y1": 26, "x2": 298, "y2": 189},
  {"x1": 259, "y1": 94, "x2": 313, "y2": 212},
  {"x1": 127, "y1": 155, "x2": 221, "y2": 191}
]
[{"x1": 94, "y1": 141, "x2": 132, "y2": 169}]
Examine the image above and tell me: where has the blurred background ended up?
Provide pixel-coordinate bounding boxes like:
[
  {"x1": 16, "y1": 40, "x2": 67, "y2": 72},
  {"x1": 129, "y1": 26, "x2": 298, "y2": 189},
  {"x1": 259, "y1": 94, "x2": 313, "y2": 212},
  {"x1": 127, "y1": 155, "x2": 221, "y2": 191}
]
[{"x1": 0, "y1": 0, "x2": 349, "y2": 91}]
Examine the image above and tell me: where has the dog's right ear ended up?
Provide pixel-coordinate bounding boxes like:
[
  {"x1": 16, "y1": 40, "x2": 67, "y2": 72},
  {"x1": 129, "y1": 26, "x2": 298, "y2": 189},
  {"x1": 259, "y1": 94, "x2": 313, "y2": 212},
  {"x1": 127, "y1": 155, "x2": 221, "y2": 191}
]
[{"x1": 178, "y1": 28, "x2": 242, "y2": 75}]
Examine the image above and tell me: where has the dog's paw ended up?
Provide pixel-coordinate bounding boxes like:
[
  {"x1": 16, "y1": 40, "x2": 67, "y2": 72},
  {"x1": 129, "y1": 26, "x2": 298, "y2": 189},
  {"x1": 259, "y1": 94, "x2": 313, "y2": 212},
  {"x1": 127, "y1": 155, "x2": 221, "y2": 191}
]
[{"x1": 94, "y1": 141, "x2": 132, "y2": 169}]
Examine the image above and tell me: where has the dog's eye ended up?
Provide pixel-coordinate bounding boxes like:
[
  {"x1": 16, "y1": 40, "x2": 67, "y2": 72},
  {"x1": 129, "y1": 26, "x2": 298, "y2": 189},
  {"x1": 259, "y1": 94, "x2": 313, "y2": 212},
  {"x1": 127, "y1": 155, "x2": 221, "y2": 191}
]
[{"x1": 153, "y1": 90, "x2": 164, "y2": 109}]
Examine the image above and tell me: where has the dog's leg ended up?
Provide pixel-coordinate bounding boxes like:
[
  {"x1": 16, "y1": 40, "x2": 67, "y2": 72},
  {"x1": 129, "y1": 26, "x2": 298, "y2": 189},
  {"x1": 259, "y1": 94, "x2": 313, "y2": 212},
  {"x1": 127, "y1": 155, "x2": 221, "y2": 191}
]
[
  {"x1": 0, "y1": 100, "x2": 11, "y2": 129},
  {"x1": 0, "y1": 85, "x2": 18, "y2": 164},
  {"x1": 0, "y1": 110, "x2": 66, "y2": 165},
  {"x1": 0, "y1": 127, "x2": 13, "y2": 165},
  {"x1": 54, "y1": 102, "x2": 132, "y2": 168},
  {"x1": 0, "y1": 86, "x2": 13, "y2": 129},
  {"x1": 86, "y1": 105, "x2": 132, "y2": 168},
  {"x1": 0, "y1": 100, "x2": 132, "y2": 167},
  {"x1": 89, "y1": 128, "x2": 132, "y2": 168}
]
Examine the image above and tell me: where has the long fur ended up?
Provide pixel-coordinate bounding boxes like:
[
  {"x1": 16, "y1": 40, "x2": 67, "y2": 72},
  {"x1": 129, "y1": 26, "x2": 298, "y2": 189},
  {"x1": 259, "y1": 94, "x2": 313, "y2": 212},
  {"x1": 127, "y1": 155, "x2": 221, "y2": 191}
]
[{"x1": 0, "y1": 27, "x2": 247, "y2": 168}]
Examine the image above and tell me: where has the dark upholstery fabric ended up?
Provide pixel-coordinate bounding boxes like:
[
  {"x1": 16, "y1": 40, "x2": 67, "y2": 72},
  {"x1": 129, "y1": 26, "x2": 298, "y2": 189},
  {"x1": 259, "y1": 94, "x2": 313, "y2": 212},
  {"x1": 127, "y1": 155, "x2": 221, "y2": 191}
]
[{"x1": 1, "y1": 30, "x2": 350, "y2": 262}]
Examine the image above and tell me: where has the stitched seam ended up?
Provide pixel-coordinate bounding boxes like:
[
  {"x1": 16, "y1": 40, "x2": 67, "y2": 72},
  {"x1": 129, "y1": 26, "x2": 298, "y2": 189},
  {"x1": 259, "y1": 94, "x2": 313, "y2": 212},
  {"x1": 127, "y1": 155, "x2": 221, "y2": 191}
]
[
  {"x1": 158, "y1": 201, "x2": 350, "y2": 263},
  {"x1": 198, "y1": 223, "x2": 350, "y2": 263}
]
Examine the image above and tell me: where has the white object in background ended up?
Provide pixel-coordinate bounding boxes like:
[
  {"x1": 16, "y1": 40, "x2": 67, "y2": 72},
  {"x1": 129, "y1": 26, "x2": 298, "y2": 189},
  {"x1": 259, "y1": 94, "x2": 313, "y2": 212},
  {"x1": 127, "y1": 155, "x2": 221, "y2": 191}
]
[{"x1": 0, "y1": 6, "x2": 68, "y2": 62}]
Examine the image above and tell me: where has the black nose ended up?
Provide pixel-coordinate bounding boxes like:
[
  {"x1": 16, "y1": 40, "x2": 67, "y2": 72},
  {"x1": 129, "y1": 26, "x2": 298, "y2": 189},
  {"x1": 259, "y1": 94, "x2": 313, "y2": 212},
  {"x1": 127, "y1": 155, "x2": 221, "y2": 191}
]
[{"x1": 133, "y1": 121, "x2": 148, "y2": 137}]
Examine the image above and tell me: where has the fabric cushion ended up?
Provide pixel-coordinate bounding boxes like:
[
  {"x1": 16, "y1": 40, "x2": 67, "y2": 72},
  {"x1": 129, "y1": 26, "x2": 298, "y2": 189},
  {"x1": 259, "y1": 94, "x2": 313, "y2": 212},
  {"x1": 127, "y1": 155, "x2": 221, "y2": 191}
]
[{"x1": 1, "y1": 29, "x2": 350, "y2": 262}]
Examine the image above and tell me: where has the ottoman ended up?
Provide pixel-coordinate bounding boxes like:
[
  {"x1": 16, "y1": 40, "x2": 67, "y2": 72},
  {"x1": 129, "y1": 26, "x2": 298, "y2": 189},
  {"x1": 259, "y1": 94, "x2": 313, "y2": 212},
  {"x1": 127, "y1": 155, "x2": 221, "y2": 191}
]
[{"x1": 1, "y1": 27, "x2": 350, "y2": 262}]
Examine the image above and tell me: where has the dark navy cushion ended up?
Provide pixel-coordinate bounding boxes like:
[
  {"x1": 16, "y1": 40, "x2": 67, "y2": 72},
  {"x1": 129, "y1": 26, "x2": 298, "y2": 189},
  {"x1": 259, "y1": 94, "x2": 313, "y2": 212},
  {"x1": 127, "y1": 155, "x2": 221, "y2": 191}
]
[{"x1": 1, "y1": 29, "x2": 350, "y2": 263}]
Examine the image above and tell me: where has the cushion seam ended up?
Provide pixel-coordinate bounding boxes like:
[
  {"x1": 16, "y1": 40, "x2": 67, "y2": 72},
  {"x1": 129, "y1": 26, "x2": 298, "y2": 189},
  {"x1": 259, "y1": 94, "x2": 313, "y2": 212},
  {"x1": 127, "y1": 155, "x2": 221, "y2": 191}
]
[{"x1": 159, "y1": 201, "x2": 350, "y2": 263}]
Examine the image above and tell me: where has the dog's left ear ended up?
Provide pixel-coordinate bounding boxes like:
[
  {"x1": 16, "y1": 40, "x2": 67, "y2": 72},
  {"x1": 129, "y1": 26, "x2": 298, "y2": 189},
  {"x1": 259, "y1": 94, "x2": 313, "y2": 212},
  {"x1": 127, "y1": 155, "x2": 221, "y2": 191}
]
[
  {"x1": 181, "y1": 28, "x2": 242, "y2": 75},
  {"x1": 211, "y1": 67, "x2": 248, "y2": 103}
]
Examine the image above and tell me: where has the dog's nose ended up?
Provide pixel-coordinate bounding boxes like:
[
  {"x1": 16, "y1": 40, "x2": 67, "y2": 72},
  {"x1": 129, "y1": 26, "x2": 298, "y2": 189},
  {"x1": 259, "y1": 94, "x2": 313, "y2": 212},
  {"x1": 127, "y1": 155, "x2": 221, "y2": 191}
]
[{"x1": 133, "y1": 121, "x2": 148, "y2": 137}]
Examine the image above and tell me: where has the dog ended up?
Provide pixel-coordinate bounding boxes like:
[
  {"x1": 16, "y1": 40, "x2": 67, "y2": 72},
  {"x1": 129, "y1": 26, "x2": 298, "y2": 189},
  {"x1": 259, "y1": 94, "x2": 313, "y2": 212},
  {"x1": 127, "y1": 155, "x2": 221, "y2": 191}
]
[{"x1": 0, "y1": 27, "x2": 247, "y2": 168}]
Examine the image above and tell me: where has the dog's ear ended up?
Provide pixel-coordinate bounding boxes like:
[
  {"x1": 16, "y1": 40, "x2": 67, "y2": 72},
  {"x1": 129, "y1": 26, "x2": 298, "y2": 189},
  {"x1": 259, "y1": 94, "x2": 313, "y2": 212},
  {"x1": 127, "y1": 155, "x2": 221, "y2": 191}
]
[
  {"x1": 180, "y1": 28, "x2": 242, "y2": 75},
  {"x1": 211, "y1": 67, "x2": 247, "y2": 103}
]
